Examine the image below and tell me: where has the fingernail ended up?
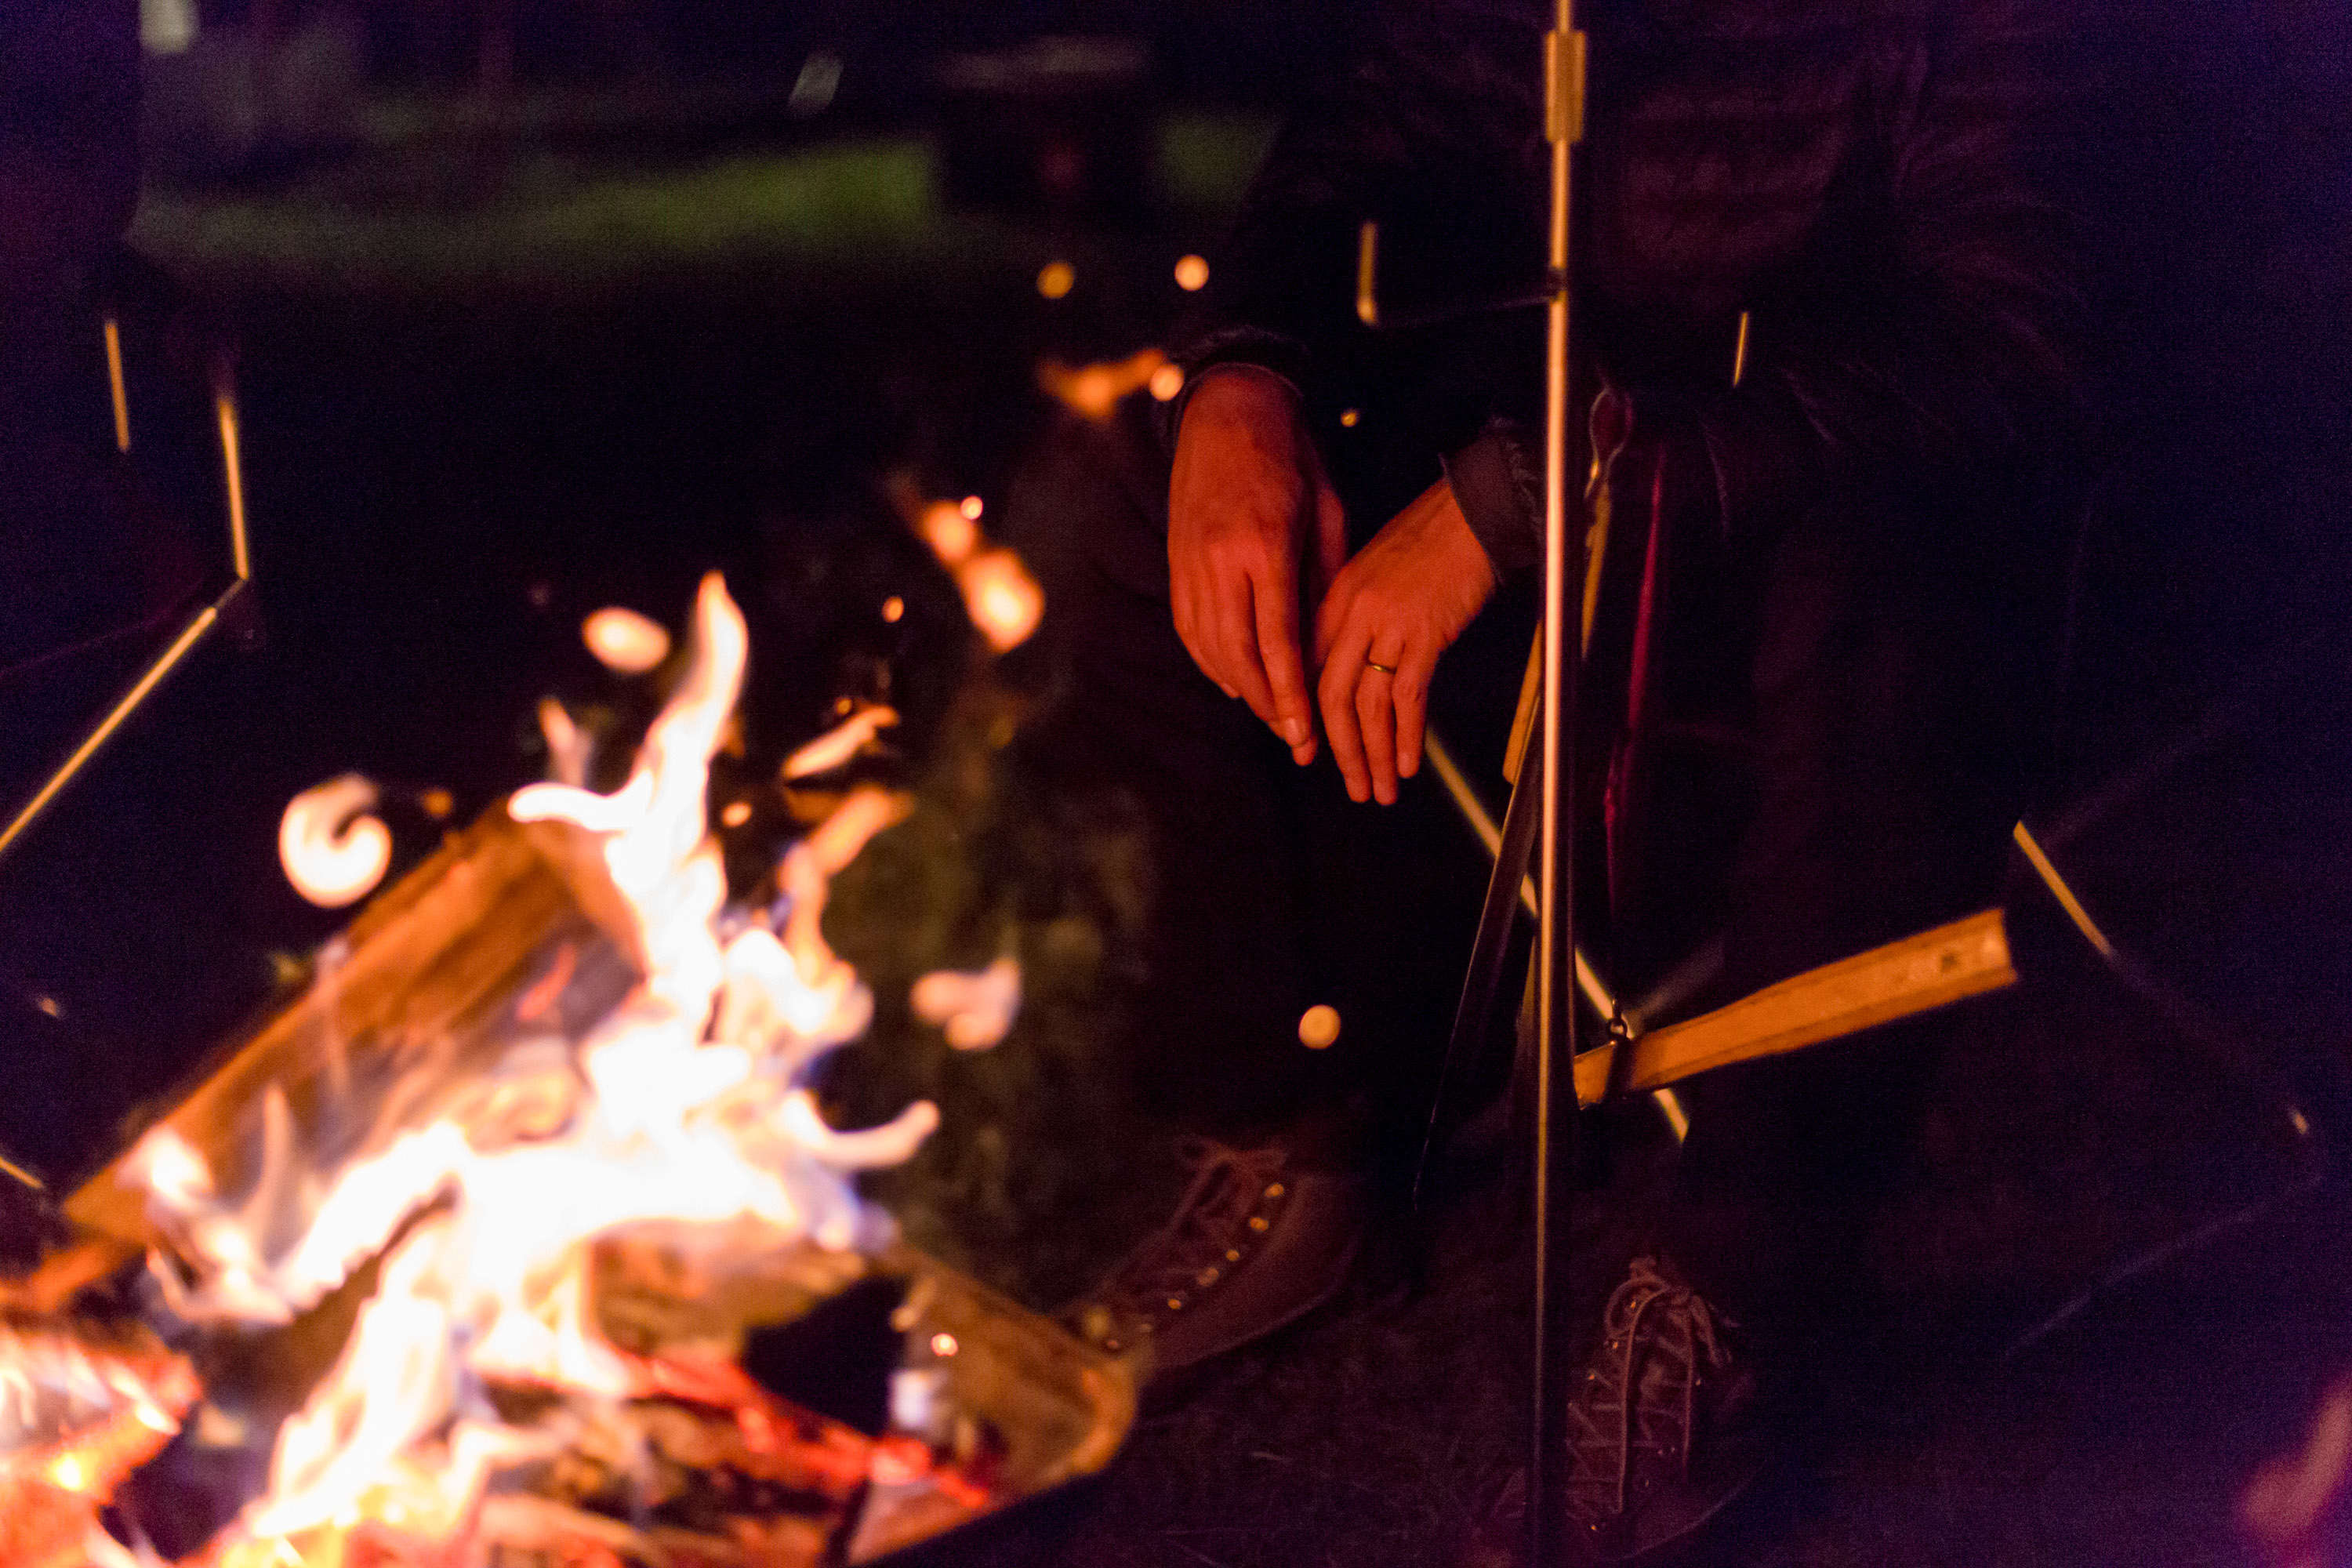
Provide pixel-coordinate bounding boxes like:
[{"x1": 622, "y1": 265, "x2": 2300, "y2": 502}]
[
  {"x1": 1282, "y1": 717, "x2": 1308, "y2": 746},
  {"x1": 1291, "y1": 741, "x2": 1316, "y2": 766},
  {"x1": 1219, "y1": 683, "x2": 1240, "y2": 700}
]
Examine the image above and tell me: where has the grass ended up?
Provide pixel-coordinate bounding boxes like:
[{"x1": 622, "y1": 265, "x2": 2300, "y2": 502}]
[
  {"x1": 132, "y1": 139, "x2": 986, "y2": 293},
  {"x1": 130, "y1": 110, "x2": 1278, "y2": 296}
]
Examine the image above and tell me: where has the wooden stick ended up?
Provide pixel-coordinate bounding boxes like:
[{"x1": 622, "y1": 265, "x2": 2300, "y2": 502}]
[{"x1": 1574, "y1": 907, "x2": 2014, "y2": 1105}]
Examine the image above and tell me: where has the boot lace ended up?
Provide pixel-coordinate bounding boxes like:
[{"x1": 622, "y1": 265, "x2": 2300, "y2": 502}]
[
  {"x1": 1563, "y1": 1256, "x2": 1734, "y2": 1523},
  {"x1": 1069, "y1": 1138, "x2": 1290, "y2": 1344}
]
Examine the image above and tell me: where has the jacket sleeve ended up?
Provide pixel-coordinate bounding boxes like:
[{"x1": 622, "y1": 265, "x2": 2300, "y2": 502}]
[
  {"x1": 1668, "y1": 2, "x2": 2090, "y2": 555},
  {"x1": 1166, "y1": 0, "x2": 1549, "y2": 463},
  {"x1": 1451, "y1": 0, "x2": 2092, "y2": 572}
]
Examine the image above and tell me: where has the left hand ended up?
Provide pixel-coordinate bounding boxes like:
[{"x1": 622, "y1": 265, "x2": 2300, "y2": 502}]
[{"x1": 1312, "y1": 477, "x2": 1498, "y2": 804}]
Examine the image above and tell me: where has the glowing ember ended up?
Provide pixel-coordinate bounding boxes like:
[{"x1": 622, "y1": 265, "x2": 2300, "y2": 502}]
[
  {"x1": 1297, "y1": 1004, "x2": 1342, "y2": 1050},
  {"x1": 278, "y1": 775, "x2": 392, "y2": 909},
  {"x1": 1149, "y1": 363, "x2": 1185, "y2": 401},
  {"x1": 1035, "y1": 260, "x2": 1075, "y2": 299},
  {"x1": 119, "y1": 575, "x2": 975, "y2": 1556},
  {"x1": 1174, "y1": 254, "x2": 1209, "y2": 292},
  {"x1": 911, "y1": 957, "x2": 1022, "y2": 1051},
  {"x1": 888, "y1": 477, "x2": 1048, "y2": 655},
  {"x1": 1038, "y1": 349, "x2": 1167, "y2": 423},
  {"x1": 580, "y1": 606, "x2": 671, "y2": 673},
  {"x1": 956, "y1": 550, "x2": 1044, "y2": 653},
  {"x1": 920, "y1": 502, "x2": 979, "y2": 566},
  {"x1": 0, "y1": 1320, "x2": 197, "y2": 1568}
]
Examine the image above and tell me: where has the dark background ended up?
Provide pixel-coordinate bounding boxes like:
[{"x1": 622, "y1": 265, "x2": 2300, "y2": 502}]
[{"x1": 2, "y1": 2, "x2": 2350, "y2": 1562}]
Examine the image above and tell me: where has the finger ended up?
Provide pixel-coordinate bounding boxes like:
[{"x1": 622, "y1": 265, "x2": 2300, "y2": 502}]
[
  {"x1": 1217, "y1": 568, "x2": 1281, "y2": 728},
  {"x1": 1392, "y1": 642, "x2": 1438, "y2": 781},
  {"x1": 1357, "y1": 655, "x2": 1400, "y2": 805},
  {"x1": 1170, "y1": 564, "x2": 1206, "y2": 677},
  {"x1": 1251, "y1": 559, "x2": 1316, "y2": 757},
  {"x1": 1317, "y1": 622, "x2": 1374, "y2": 803}
]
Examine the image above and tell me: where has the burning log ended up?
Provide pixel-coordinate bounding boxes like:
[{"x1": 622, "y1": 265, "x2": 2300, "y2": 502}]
[
  {"x1": 4, "y1": 575, "x2": 1131, "y2": 1568},
  {"x1": 0, "y1": 1315, "x2": 198, "y2": 1568}
]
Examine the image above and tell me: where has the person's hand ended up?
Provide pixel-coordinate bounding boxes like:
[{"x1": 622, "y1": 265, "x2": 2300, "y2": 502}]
[
  {"x1": 1168, "y1": 367, "x2": 1348, "y2": 764},
  {"x1": 1312, "y1": 477, "x2": 1497, "y2": 804}
]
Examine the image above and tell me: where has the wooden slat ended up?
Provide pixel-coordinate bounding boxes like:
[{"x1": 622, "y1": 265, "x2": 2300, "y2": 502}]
[{"x1": 1575, "y1": 908, "x2": 2014, "y2": 1105}]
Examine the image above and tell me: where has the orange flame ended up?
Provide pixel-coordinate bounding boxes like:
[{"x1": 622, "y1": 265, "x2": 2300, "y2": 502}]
[
  {"x1": 911, "y1": 957, "x2": 1022, "y2": 1051},
  {"x1": 781, "y1": 704, "x2": 899, "y2": 782},
  {"x1": 119, "y1": 574, "x2": 982, "y2": 1556}
]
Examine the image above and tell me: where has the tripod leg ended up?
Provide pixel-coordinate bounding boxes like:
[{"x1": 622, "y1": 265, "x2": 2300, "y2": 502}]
[{"x1": 1414, "y1": 701, "x2": 1545, "y2": 1203}]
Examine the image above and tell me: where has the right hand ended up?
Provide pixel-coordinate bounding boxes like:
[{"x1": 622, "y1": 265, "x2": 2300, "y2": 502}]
[{"x1": 1167, "y1": 367, "x2": 1348, "y2": 764}]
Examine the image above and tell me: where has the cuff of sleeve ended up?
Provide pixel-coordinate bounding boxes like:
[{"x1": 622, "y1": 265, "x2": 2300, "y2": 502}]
[
  {"x1": 1442, "y1": 422, "x2": 1541, "y2": 575},
  {"x1": 1160, "y1": 325, "x2": 1312, "y2": 447}
]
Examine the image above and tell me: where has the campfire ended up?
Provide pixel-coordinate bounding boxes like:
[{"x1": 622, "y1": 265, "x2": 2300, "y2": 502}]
[{"x1": 2, "y1": 576, "x2": 1132, "y2": 1567}]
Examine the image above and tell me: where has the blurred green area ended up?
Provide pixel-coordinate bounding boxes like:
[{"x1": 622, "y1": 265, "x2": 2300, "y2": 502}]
[{"x1": 132, "y1": 111, "x2": 1276, "y2": 295}]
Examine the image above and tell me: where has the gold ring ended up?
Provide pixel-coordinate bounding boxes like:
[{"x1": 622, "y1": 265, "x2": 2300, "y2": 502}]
[{"x1": 1365, "y1": 659, "x2": 1397, "y2": 675}]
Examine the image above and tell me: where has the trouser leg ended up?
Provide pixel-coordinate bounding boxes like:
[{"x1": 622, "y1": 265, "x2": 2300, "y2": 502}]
[{"x1": 1655, "y1": 485, "x2": 2049, "y2": 1345}]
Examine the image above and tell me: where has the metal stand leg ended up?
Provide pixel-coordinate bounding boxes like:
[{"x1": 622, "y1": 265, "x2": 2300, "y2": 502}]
[
  {"x1": 0, "y1": 344, "x2": 252, "y2": 865},
  {"x1": 1530, "y1": 8, "x2": 1588, "y2": 1561}
]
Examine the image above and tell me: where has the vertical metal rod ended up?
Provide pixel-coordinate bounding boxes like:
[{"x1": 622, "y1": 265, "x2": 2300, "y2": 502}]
[
  {"x1": 1530, "y1": 2, "x2": 1585, "y2": 1562},
  {"x1": 103, "y1": 317, "x2": 130, "y2": 452}
]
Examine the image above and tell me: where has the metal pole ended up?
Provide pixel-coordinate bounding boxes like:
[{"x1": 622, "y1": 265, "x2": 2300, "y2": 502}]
[{"x1": 1530, "y1": 2, "x2": 1585, "y2": 1561}]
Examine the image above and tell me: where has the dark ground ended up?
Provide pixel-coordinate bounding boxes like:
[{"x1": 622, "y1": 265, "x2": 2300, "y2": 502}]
[{"x1": 5, "y1": 30, "x2": 2352, "y2": 1564}]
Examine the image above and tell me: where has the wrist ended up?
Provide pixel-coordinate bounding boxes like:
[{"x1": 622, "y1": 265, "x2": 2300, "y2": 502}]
[
  {"x1": 1175, "y1": 362, "x2": 1300, "y2": 434},
  {"x1": 1432, "y1": 480, "x2": 1499, "y2": 597}
]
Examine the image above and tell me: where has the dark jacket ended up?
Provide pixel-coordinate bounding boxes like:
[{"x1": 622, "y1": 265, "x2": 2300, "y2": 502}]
[{"x1": 1180, "y1": 0, "x2": 2089, "y2": 576}]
